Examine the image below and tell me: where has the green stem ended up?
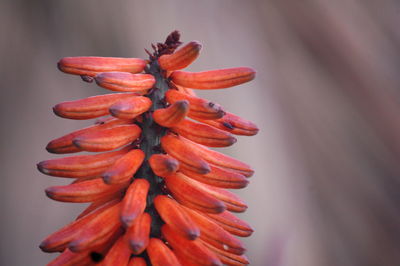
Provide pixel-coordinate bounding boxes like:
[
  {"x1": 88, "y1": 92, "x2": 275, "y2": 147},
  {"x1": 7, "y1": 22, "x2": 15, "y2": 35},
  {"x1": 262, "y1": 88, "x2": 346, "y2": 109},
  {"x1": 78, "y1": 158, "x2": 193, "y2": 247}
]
[{"x1": 136, "y1": 60, "x2": 169, "y2": 238}]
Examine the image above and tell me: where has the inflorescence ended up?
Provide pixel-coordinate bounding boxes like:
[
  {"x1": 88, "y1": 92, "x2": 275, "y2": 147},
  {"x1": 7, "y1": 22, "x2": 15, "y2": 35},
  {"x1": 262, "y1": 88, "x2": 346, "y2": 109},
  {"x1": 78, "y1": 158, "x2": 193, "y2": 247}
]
[{"x1": 38, "y1": 31, "x2": 258, "y2": 266}]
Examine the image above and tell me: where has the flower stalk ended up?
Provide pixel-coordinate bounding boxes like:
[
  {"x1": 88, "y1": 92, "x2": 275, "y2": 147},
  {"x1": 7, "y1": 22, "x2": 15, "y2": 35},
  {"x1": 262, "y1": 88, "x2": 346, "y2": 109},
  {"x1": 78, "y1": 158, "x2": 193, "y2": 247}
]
[{"x1": 38, "y1": 31, "x2": 258, "y2": 266}]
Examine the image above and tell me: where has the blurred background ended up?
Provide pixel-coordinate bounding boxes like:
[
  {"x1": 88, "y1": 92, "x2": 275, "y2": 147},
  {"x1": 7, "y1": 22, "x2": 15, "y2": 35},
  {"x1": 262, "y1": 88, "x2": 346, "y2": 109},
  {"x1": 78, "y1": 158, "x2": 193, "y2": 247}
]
[{"x1": 1, "y1": 0, "x2": 400, "y2": 265}]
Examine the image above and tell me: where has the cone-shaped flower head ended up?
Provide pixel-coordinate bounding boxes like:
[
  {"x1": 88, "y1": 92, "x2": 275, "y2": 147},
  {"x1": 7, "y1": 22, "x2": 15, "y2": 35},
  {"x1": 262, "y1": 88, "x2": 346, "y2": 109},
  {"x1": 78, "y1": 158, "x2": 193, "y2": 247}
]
[{"x1": 38, "y1": 30, "x2": 258, "y2": 265}]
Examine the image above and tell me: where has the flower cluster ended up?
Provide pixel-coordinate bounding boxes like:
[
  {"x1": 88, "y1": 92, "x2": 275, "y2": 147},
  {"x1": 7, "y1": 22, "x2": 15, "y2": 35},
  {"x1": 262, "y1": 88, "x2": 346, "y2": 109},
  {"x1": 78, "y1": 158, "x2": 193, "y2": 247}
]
[{"x1": 38, "y1": 31, "x2": 258, "y2": 266}]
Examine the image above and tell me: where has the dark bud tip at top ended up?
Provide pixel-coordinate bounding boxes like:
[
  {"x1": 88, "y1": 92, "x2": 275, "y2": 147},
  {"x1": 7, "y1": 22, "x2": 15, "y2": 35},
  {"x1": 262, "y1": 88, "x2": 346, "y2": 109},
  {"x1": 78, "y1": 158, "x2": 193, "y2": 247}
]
[
  {"x1": 44, "y1": 187, "x2": 55, "y2": 199},
  {"x1": 81, "y1": 75, "x2": 94, "y2": 83},
  {"x1": 102, "y1": 173, "x2": 113, "y2": 185},
  {"x1": 130, "y1": 241, "x2": 145, "y2": 254},
  {"x1": 36, "y1": 162, "x2": 46, "y2": 174}
]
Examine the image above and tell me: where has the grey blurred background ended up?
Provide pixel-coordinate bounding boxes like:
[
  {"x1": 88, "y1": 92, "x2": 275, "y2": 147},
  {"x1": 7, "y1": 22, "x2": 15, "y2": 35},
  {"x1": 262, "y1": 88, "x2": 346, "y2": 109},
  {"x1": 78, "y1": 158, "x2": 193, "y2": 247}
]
[{"x1": 1, "y1": 0, "x2": 400, "y2": 265}]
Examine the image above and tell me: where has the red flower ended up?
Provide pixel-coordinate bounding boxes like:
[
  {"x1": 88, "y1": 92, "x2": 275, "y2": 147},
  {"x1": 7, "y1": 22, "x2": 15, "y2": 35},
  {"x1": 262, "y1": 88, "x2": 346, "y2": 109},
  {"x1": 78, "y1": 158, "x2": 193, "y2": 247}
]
[{"x1": 38, "y1": 31, "x2": 258, "y2": 266}]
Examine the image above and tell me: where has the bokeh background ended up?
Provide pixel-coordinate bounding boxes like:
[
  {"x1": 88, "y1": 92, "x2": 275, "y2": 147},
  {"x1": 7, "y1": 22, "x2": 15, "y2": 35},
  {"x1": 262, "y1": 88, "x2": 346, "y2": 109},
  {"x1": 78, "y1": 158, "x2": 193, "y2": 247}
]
[{"x1": 1, "y1": 0, "x2": 400, "y2": 265}]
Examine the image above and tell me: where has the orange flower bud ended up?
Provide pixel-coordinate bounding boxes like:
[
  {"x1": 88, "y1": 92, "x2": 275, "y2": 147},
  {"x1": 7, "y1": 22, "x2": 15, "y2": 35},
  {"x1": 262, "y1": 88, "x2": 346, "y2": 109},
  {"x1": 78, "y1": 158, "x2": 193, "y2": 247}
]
[
  {"x1": 95, "y1": 72, "x2": 155, "y2": 92},
  {"x1": 171, "y1": 119, "x2": 237, "y2": 147},
  {"x1": 68, "y1": 202, "x2": 122, "y2": 252},
  {"x1": 147, "y1": 238, "x2": 182, "y2": 266},
  {"x1": 37, "y1": 147, "x2": 130, "y2": 178},
  {"x1": 41, "y1": 200, "x2": 120, "y2": 254},
  {"x1": 158, "y1": 41, "x2": 202, "y2": 71},
  {"x1": 165, "y1": 89, "x2": 224, "y2": 120},
  {"x1": 76, "y1": 195, "x2": 122, "y2": 220},
  {"x1": 161, "y1": 134, "x2": 210, "y2": 174},
  {"x1": 109, "y1": 96, "x2": 152, "y2": 120},
  {"x1": 205, "y1": 211, "x2": 254, "y2": 238},
  {"x1": 47, "y1": 248, "x2": 92, "y2": 266},
  {"x1": 165, "y1": 172, "x2": 225, "y2": 214},
  {"x1": 153, "y1": 100, "x2": 189, "y2": 127},
  {"x1": 40, "y1": 200, "x2": 118, "y2": 253},
  {"x1": 170, "y1": 67, "x2": 255, "y2": 90},
  {"x1": 200, "y1": 183, "x2": 248, "y2": 213},
  {"x1": 148, "y1": 154, "x2": 179, "y2": 177},
  {"x1": 180, "y1": 137, "x2": 254, "y2": 177},
  {"x1": 73, "y1": 124, "x2": 141, "y2": 152},
  {"x1": 46, "y1": 118, "x2": 130, "y2": 154},
  {"x1": 161, "y1": 224, "x2": 222, "y2": 266},
  {"x1": 154, "y1": 195, "x2": 200, "y2": 240},
  {"x1": 102, "y1": 149, "x2": 145, "y2": 184},
  {"x1": 53, "y1": 93, "x2": 138, "y2": 120},
  {"x1": 126, "y1": 212, "x2": 151, "y2": 254},
  {"x1": 200, "y1": 239, "x2": 250, "y2": 266},
  {"x1": 179, "y1": 164, "x2": 249, "y2": 189},
  {"x1": 182, "y1": 206, "x2": 245, "y2": 255},
  {"x1": 58, "y1": 57, "x2": 146, "y2": 77},
  {"x1": 120, "y1": 178, "x2": 149, "y2": 227},
  {"x1": 45, "y1": 178, "x2": 127, "y2": 203},
  {"x1": 89, "y1": 227, "x2": 124, "y2": 256},
  {"x1": 197, "y1": 111, "x2": 259, "y2": 136}
]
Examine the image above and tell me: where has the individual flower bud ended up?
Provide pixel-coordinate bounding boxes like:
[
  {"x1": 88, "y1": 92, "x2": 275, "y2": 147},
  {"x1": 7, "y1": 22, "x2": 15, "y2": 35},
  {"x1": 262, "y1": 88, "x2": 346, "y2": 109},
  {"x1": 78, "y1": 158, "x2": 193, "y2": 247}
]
[
  {"x1": 95, "y1": 72, "x2": 155, "y2": 92},
  {"x1": 58, "y1": 57, "x2": 147, "y2": 77},
  {"x1": 158, "y1": 41, "x2": 202, "y2": 71},
  {"x1": 170, "y1": 67, "x2": 256, "y2": 90},
  {"x1": 153, "y1": 100, "x2": 189, "y2": 127}
]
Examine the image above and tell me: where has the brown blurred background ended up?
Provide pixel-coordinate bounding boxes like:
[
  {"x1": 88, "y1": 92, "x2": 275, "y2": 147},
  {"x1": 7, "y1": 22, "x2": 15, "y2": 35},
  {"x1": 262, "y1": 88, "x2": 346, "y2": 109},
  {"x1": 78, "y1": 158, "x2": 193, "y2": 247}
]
[{"x1": 1, "y1": 0, "x2": 400, "y2": 265}]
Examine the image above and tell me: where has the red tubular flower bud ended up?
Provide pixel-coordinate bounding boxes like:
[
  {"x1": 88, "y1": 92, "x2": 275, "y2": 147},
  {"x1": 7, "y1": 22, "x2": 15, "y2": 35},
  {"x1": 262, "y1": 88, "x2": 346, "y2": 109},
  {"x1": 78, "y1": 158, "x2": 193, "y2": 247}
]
[
  {"x1": 47, "y1": 248, "x2": 93, "y2": 266},
  {"x1": 147, "y1": 238, "x2": 182, "y2": 266},
  {"x1": 201, "y1": 183, "x2": 248, "y2": 213},
  {"x1": 109, "y1": 96, "x2": 152, "y2": 119},
  {"x1": 200, "y1": 239, "x2": 250, "y2": 266},
  {"x1": 204, "y1": 211, "x2": 254, "y2": 238},
  {"x1": 95, "y1": 72, "x2": 155, "y2": 92},
  {"x1": 149, "y1": 154, "x2": 179, "y2": 177},
  {"x1": 73, "y1": 124, "x2": 141, "y2": 152},
  {"x1": 39, "y1": 200, "x2": 119, "y2": 253},
  {"x1": 165, "y1": 89, "x2": 225, "y2": 120},
  {"x1": 171, "y1": 119, "x2": 237, "y2": 147},
  {"x1": 154, "y1": 195, "x2": 200, "y2": 240},
  {"x1": 46, "y1": 118, "x2": 131, "y2": 154},
  {"x1": 182, "y1": 206, "x2": 246, "y2": 255},
  {"x1": 120, "y1": 178, "x2": 149, "y2": 227},
  {"x1": 158, "y1": 41, "x2": 202, "y2": 71},
  {"x1": 45, "y1": 178, "x2": 127, "y2": 203},
  {"x1": 126, "y1": 212, "x2": 151, "y2": 254},
  {"x1": 179, "y1": 164, "x2": 249, "y2": 189},
  {"x1": 162, "y1": 224, "x2": 222, "y2": 266},
  {"x1": 196, "y1": 111, "x2": 259, "y2": 136},
  {"x1": 89, "y1": 227, "x2": 125, "y2": 257},
  {"x1": 53, "y1": 93, "x2": 138, "y2": 120},
  {"x1": 153, "y1": 100, "x2": 189, "y2": 127},
  {"x1": 37, "y1": 147, "x2": 130, "y2": 178},
  {"x1": 161, "y1": 134, "x2": 210, "y2": 174},
  {"x1": 68, "y1": 202, "x2": 122, "y2": 252},
  {"x1": 58, "y1": 57, "x2": 147, "y2": 77},
  {"x1": 76, "y1": 194, "x2": 122, "y2": 220},
  {"x1": 165, "y1": 172, "x2": 226, "y2": 214},
  {"x1": 170, "y1": 67, "x2": 256, "y2": 90},
  {"x1": 180, "y1": 137, "x2": 254, "y2": 177},
  {"x1": 102, "y1": 149, "x2": 145, "y2": 184}
]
